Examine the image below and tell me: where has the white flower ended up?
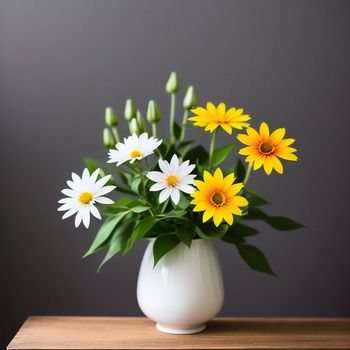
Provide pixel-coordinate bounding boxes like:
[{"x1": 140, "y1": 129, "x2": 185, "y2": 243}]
[
  {"x1": 58, "y1": 168, "x2": 115, "y2": 228},
  {"x1": 107, "y1": 133, "x2": 162, "y2": 166},
  {"x1": 146, "y1": 154, "x2": 196, "y2": 205}
]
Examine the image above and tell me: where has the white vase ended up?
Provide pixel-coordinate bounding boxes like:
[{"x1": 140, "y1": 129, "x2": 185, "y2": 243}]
[{"x1": 137, "y1": 238, "x2": 224, "y2": 334}]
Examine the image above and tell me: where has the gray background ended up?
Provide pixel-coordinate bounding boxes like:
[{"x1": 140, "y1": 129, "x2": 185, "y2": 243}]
[{"x1": 1, "y1": 0, "x2": 350, "y2": 347}]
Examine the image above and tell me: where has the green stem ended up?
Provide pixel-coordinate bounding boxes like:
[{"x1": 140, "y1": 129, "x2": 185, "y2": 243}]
[
  {"x1": 136, "y1": 161, "x2": 154, "y2": 215},
  {"x1": 152, "y1": 123, "x2": 157, "y2": 138},
  {"x1": 208, "y1": 130, "x2": 217, "y2": 170},
  {"x1": 179, "y1": 110, "x2": 188, "y2": 143},
  {"x1": 180, "y1": 144, "x2": 191, "y2": 161},
  {"x1": 111, "y1": 126, "x2": 120, "y2": 143},
  {"x1": 243, "y1": 162, "x2": 253, "y2": 186},
  {"x1": 169, "y1": 93, "x2": 176, "y2": 144},
  {"x1": 160, "y1": 199, "x2": 169, "y2": 214}
]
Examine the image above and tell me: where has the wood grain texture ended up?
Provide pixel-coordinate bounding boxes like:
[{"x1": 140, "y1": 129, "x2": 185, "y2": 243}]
[{"x1": 7, "y1": 316, "x2": 350, "y2": 350}]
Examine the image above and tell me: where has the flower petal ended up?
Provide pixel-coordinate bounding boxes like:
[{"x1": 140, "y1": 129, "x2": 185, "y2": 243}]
[
  {"x1": 95, "y1": 185, "x2": 116, "y2": 197},
  {"x1": 170, "y1": 188, "x2": 180, "y2": 204},
  {"x1": 89, "y1": 205, "x2": 101, "y2": 220},
  {"x1": 82, "y1": 207, "x2": 90, "y2": 228},
  {"x1": 94, "y1": 197, "x2": 114, "y2": 204},
  {"x1": 220, "y1": 123, "x2": 232, "y2": 134},
  {"x1": 203, "y1": 207, "x2": 215, "y2": 222},
  {"x1": 270, "y1": 128, "x2": 286, "y2": 144},
  {"x1": 259, "y1": 122, "x2": 270, "y2": 140},
  {"x1": 271, "y1": 155, "x2": 284, "y2": 174},
  {"x1": 62, "y1": 207, "x2": 79, "y2": 220},
  {"x1": 147, "y1": 171, "x2": 165, "y2": 183},
  {"x1": 263, "y1": 156, "x2": 274, "y2": 175},
  {"x1": 74, "y1": 209, "x2": 84, "y2": 228},
  {"x1": 177, "y1": 184, "x2": 196, "y2": 194},
  {"x1": 150, "y1": 182, "x2": 167, "y2": 191},
  {"x1": 159, "y1": 188, "x2": 171, "y2": 203}
]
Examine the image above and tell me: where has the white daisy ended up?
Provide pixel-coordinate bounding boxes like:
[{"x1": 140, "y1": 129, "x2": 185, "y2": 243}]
[
  {"x1": 146, "y1": 154, "x2": 196, "y2": 205},
  {"x1": 58, "y1": 168, "x2": 115, "y2": 228},
  {"x1": 107, "y1": 132, "x2": 162, "y2": 166}
]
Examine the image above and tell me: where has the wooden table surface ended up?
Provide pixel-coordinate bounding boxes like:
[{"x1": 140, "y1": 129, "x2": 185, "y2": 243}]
[{"x1": 7, "y1": 316, "x2": 350, "y2": 350}]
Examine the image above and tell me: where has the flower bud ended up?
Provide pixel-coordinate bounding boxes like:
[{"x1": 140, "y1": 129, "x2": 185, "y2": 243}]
[
  {"x1": 147, "y1": 100, "x2": 161, "y2": 123},
  {"x1": 124, "y1": 99, "x2": 137, "y2": 121},
  {"x1": 105, "y1": 107, "x2": 118, "y2": 126},
  {"x1": 183, "y1": 85, "x2": 197, "y2": 110},
  {"x1": 136, "y1": 109, "x2": 145, "y2": 132},
  {"x1": 103, "y1": 128, "x2": 115, "y2": 149},
  {"x1": 129, "y1": 118, "x2": 140, "y2": 135},
  {"x1": 166, "y1": 72, "x2": 179, "y2": 94}
]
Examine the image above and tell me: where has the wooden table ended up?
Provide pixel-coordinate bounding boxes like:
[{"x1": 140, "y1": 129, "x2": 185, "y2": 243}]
[{"x1": 7, "y1": 316, "x2": 350, "y2": 350}]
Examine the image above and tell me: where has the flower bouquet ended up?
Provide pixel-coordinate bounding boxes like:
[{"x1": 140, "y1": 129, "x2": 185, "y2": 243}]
[{"x1": 58, "y1": 72, "x2": 302, "y2": 334}]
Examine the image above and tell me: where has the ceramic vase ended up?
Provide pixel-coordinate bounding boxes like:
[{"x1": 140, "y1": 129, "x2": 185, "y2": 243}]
[{"x1": 137, "y1": 238, "x2": 224, "y2": 334}]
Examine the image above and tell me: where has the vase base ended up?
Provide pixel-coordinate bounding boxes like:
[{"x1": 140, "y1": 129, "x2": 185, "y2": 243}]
[{"x1": 156, "y1": 323, "x2": 206, "y2": 335}]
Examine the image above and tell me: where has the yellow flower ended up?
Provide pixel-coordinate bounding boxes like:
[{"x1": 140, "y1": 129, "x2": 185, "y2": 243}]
[
  {"x1": 237, "y1": 122, "x2": 298, "y2": 175},
  {"x1": 190, "y1": 168, "x2": 248, "y2": 227},
  {"x1": 189, "y1": 102, "x2": 250, "y2": 134}
]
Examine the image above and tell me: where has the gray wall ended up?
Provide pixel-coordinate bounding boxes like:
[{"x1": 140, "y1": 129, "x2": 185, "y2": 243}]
[{"x1": 1, "y1": 0, "x2": 350, "y2": 347}]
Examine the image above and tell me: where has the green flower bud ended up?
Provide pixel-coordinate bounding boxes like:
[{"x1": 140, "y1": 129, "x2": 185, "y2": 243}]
[
  {"x1": 129, "y1": 118, "x2": 140, "y2": 135},
  {"x1": 136, "y1": 109, "x2": 145, "y2": 132},
  {"x1": 183, "y1": 85, "x2": 197, "y2": 110},
  {"x1": 105, "y1": 107, "x2": 118, "y2": 126},
  {"x1": 103, "y1": 128, "x2": 115, "y2": 149},
  {"x1": 124, "y1": 99, "x2": 137, "y2": 121},
  {"x1": 147, "y1": 100, "x2": 161, "y2": 123},
  {"x1": 166, "y1": 71, "x2": 179, "y2": 94}
]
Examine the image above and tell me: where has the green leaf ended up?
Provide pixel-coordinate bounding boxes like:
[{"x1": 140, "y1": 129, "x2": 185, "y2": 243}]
[
  {"x1": 84, "y1": 157, "x2": 99, "y2": 173},
  {"x1": 83, "y1": 211, "x2": 129, "y2": 257},
  {"x1": 83, "y1": 157, "x2": 116, "y2": 186},
  {"x1": 119, "y1": 171, "x2": 131, "y2": 186},
  {"x1": 221, "y1": 231, "x2": 246, "y2": 245},
  {"x1": 114, "y1": 197, "x2": 133, "y2": 208},
  {"x1": 163, "y1": 144, "x2": 177, "y2": 161},
  {"x1": 211, "y1": 144, "x2": 235, "y2": 168},
  {"x1": 178, "y1": 140, "x2": 194, "y2": 149},
  {"x1": 124, "y1": 216, "x2": 159, "y2": 254},
  {"x1": 235, "y1": 159, "x2": 246, "y2": 183},
  {"x1": 131, "y1": 176, "x2": 142, "y2": 193},
  {"x1": 84, "y1": 158, "x2": 134, "y2": 195},
  {"x1": 174, "y1": 121, "x2": 182, "y2": 140},
  {"x1": 195, "y1": 226, "x2": 215, "y2": 240},
  {"x1": 236, "y1": 244, "x2": 276, "y2": 276},
  {"x1": 159, "y1": 209, "x2": 187, "y2": 219},
  {"x1": 97, "y1": 221, "x2": 132, "y2": 270},
  {"x1": 184, "y1": 122, "x2": 195, "y2": 128},
  {"x1": 186, "y1": 145, "x2": 209, "y2": 165},
  {"x1": 153, "y1": 234, "x2": 180, "y2": 266},
  {"x1": 245, "y1": 208, "x2": 304, "y2": 231},
  {"x1": 232, "y1": 223, "x2": 259, "y2": 236},
  {"x1": 158, "y1": 141, "x2": 168, "y2": 157},
  {"x1": 177, "y1": 193, "x2": 190, "y2": 210},
  {"x1": 129, "y1": 205, "x2": 149, "y2": 213},
  {"x1": 194, "y1": 221, "x2": 228, "y2": 240},
  {"x1": 266, "y1": 216, "x2": 304, "y2": 230},
  {"x1": 115, "y1": 186, "x2": 135, "y2": 195},
  {"x1": 245, "y1": 188, "x2": 270, "y2": 206},
  {"x1": 176, "y1": 227, "x2": 193, "y2": 247}
]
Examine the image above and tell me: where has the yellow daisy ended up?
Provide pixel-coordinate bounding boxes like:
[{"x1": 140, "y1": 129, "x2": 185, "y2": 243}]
[
  {"x1": 237, "y1": 122, "x2": 298, "y2": 175},
  {"x1": 189, "y1": 102, "x2": 250, "y2": 134},
  {"x1": 190, "y1": 168, "x2": 248, "y2": 227}
]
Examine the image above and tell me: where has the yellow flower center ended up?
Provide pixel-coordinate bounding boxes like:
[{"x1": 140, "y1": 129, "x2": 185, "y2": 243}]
[
  {"x1": 166, "y1": 174, "x2": 179, "y2": 187},
  {"x1": 210, "y1": 191, "x2": 226, "y2": 207},
  {"x1": 79, "y1": 191, "x2": 93, "y2": 205},
  {"x1": 259, "y1": 142, "x2": 274, "y2": 154},
  {"x1": 130, "y1": 149, "x2": 142, "y2": 158}
]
